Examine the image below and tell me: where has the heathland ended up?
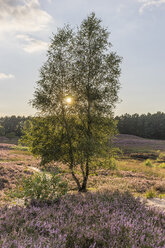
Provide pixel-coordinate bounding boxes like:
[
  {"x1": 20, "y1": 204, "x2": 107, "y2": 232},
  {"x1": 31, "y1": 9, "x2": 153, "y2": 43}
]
[{"x1": 0, "y1": 134, "x2": 165, "y2": 247}]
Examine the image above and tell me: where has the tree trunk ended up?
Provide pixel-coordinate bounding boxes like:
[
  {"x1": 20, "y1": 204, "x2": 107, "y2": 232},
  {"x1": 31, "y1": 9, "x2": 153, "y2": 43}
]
[
  {"x1": 79, "y1": 160, "x2": 89, "y2": 192},
  {"x1": 70, "y1": 168, "x2": 81, "y2": 191},
  {"x1": 79, "y1": 177, "x2": 88, "y2": 192}
]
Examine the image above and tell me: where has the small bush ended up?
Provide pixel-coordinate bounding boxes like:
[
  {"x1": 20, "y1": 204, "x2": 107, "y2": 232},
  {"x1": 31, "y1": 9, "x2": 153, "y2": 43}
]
[
  {"x1": 108, "y1": 147, "x2": 123, "y2": 159},
  {"x1": 97, "y1": 157, "x2": 117, "y2": 170},
  {"x1": 145, "y1": 188, "x2": 156, "y2": 199},
  {"x1": 145, "y1": 159, "x2": 153, "y2": 167},
  {"x1": 108, "y1": 157, "x2": 117, "y2": 170},
  {"x1": 159, "y1": 163, "x2": 165, "y2": 169},
  {"x1": 158, "y1": 152, "x2": 165, "y2": 160},
  {"x1": 8, "y1": 172, "x2": 67, "y2": 204},
  {"x1": 159, "y1": 194, "x2": 165, "y2": 199}
]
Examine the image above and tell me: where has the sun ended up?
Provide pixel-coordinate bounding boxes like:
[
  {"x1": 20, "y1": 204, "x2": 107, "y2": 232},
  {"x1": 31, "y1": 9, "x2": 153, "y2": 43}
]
[{"x1": 65, "y1": 97, "x2": 72, "y2": 104}]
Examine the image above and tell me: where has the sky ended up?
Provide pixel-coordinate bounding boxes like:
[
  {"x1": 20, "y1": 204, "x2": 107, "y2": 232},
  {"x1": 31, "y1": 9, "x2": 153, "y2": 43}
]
[{"x1": 0, "y1": 0, "x2": 165, "y2": 117}]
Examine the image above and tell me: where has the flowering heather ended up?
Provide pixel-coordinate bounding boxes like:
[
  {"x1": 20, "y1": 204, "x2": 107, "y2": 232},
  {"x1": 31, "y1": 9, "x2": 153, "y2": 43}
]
[
  {"x1": 0, "y1": 191, "x2": 165, "y2": 248},
  {"x1": 0, "y1": 142, "x2": 40, "y2": 204},
  {"x1": 114, "y1": 134, "x2": 165, "y2": 151}
]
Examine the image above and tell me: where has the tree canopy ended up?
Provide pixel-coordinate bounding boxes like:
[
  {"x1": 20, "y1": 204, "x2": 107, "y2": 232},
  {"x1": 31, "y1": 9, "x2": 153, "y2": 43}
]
[
  {"x1": 22, "y1": 13, "x2": 122, "y2": 192},
  {"x1": 116, "y1": 112, "x2": 165, "y2": 140},
  {"x1": 0, "y1": 116, "x2": 29, "y2": 138}
]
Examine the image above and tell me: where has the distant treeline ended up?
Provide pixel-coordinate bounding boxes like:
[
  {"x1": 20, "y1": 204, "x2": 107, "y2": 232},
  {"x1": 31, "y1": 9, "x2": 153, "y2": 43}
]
[
  {"x1": 0, "y1": 116, "x2": 30, "y2": 138},
  {"x1": 1, "y1": 112, "x2": 165, "y2": 140},
  {"x1": 116, "y1": 112, "x2": 165, "y2": 140}
]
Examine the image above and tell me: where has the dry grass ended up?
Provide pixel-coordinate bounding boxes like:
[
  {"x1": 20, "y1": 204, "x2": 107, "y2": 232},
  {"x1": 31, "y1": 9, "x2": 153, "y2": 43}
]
[
  {"x1": 0, "y1": 143, "x2": 40, "y2": 206},
  {"x1": 117, "y1": 159, "x2": 165, "y2": 178}
]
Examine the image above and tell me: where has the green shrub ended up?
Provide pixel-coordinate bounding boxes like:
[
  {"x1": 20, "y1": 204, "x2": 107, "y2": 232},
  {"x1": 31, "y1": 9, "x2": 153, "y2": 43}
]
[
  {"x1": 158, "y1": 193, "x2": 165, "y2": 199},
  {"x1": 159, "y1": 163, "x2": 165, "y2": 169},
  {"x1": 144, "y1": 159, "x2": 153, "y2": 167},
  {"x1": 108, "y1": 147, "x2": 123, "y2": 159},
  {"x1": 158, "y1": 152, "x2": 165, "y2": 159},
  {"x1": 103, "y1": 147, "x2": 122, "y2": 170},
  {"x1": 145, "y1": 189, "x2": 156, "y2": 199},
  {"x1": 96, "y1": 157, "x2": 117, "y2": 170},
  {"x1": 105, "y1": 157, "x2": 117, "y2": 170},
  {"x1": 9, "y1": 172, "x2": 68, "y2": 204},
  {"x1": 108, "y1": 157, "x2": 117, "y2": 170}
]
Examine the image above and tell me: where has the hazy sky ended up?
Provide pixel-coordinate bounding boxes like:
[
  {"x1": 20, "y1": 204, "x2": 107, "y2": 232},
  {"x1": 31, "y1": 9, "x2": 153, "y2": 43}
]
[{"x1": 0, "y1": 0, "x2": 165, "y2": 116}]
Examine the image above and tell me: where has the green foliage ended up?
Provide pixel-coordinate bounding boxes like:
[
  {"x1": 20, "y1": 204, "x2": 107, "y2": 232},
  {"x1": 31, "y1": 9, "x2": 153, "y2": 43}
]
[
  {"x1": 101, "y1": 157, "x2": 117, "y2": 170},
  {"x1": 108, "y1": 147, "x2": 123, "y2": 158},
  {"x1": 145, "y1": 188, "x2": 156, "y2": 199},
  {"x1": 108, "y1": 157, "x2": 117, "y2": 170},
  {"x1": 159, "y1": 163, "x2": 165, "y2": 169},
  {"x1": 144, "y1": 159, "x2": 153, "y2": 167},
  {"x1": 0, "y1": 115, "x2": 29, "y2": 138},
  {"x1": 158, "y1": 193, "x2": 165, "y2": 199},
  {"x1": 116, "y1": 112, "x2": 165, "y2": 139},
  {"x1": 0, "y1": 125, "x2": 5, "y2": 136},
  {"x1": 21, "y1": 117, "x2": 118, "y2": 165},
  {"x1": 95, "y1": 147, "x2": 122, "y2": 170},
  {"x1": 8, "y1": 172, "x2": 68, "y2": 204},
  {"x1": 21, "y1": 13, "x2": 121, "y2": 192}
]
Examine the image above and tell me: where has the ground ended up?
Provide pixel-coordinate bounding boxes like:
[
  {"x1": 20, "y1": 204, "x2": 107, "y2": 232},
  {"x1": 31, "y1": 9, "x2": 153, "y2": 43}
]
[
  {"x1": 0, "y1": 134, "x2": 165, "y2": 209},
  {"x1": 0, "y1": 134, "x2": 165, "y2": 247}
]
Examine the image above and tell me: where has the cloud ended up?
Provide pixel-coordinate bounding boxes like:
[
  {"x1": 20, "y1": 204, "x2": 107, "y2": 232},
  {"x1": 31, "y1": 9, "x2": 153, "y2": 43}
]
[
  {"x1": 138, "y1": 0, "x2": 165, "y2": 13},
  {"x1": 0, "y1": 0, "x2": 53, "y2": 34},
  {"x1": 17, "y1": 34, "x2": 49, "y2": 53},
  {"x1": 0, "y1": 73, "x2": 15, "y2": 80}
]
